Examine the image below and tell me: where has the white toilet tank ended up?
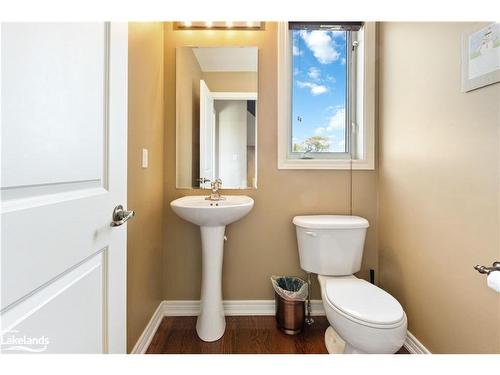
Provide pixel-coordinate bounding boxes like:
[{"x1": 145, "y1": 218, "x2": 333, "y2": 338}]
[{"x1": 293, "y1": 215, "x2": 369, "y2": 276}]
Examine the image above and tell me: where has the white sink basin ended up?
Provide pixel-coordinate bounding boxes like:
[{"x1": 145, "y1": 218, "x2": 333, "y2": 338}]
[
  {"x1": 170, "y1": 195, "x2": 254, "y2": 342},
  {"x1": 170, "y1": 195, "x2": 254, "y2": 226}
]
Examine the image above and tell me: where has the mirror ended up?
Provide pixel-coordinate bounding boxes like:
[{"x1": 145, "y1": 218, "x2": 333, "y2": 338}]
[{"x1": 176, "y1": 47, "x2": 258, "y2": 189}]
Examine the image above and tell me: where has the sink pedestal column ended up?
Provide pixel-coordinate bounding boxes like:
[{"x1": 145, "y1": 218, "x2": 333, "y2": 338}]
[{"x1": 196, "y1": 225, "x2": 226, "y2": 342}]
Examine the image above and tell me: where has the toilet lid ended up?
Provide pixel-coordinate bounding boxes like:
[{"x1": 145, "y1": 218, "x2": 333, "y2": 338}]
[
  {"x1": 293, "y1": 215, "x2": 369, "y2": 229},
  {"x1": 325, "y1": 278, "x2": 404, "y2": 325}
]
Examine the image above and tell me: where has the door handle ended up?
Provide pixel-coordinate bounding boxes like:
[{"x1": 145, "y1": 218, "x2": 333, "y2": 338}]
[{"x1": 111, "y1": 205, "x2": 135, "y2": 227}]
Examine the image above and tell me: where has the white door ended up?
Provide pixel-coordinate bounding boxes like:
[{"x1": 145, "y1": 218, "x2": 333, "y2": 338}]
[
  {"x1": 0, "y1": 23, "x2": 129, "y2": 353},
  {"x1": 199, "y1": 80, "x2": 215, "y2": 188},
  {"x1": 215, "y1": 100, "x2": 248, "y2": 188}
]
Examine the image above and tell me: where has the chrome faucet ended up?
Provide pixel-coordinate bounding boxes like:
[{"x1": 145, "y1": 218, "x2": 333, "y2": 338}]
[{"x1": 205, "y1": 178, "x2": 226, "y2": 201}]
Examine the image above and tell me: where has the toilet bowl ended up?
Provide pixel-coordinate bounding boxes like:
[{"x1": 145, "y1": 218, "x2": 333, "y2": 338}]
[
  {"x1": 318, "y1": 275, "x2": 407, "y2": 354},
  {"x1": 293, "y1": 215, "x2": 407, "y2": 354}
]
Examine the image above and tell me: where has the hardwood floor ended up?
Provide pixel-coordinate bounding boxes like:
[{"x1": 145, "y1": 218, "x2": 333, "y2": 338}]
[{"x1": 146, "y1": 316, "x2": 410, "y2": 354}]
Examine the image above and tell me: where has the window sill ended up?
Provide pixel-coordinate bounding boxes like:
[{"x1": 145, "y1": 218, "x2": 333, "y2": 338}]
[{"x1": 278, "y1": 158, "x2": 374, "y2": 170}]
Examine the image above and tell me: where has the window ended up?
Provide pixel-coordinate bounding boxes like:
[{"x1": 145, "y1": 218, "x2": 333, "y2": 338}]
[{"x1": 278, "y1": 22, "x2": 376, "y2": 170}]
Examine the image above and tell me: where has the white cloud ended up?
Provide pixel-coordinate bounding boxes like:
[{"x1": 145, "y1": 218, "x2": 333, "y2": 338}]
[
  {"x1": 293, "y1": 67, "x2": 300, "y2": 76},
  {"x1": 331, "y1": 31, "x2": 346, "y2": 39},
  {"x1": 326, "y1": 74, "x2": 336, "y2": 83},
  {"x1": 296, "y1": 81, "x2": 328, "y2": 95},
  {"x1": 307, "y1": 67, "x2": 321, "y2": 81},
  {"x1": 341, "y1": 57, "x2": 346, "y2": 65},
  {"x1": 292, "y1": 40, "x2": 303, "y2": 56},
  {"x1": 327, "y1": 107, "x2": 346, "y2": 130},
  {"x1": 310, "y1": 85, "x2": 328, "y2": 95},
  {"x1": 331, "y1": 138, "x2": 346, "y2": 152},
  {"x1": 299, "y1": 30, "x2": 340, "y2": 64},
  {"x1": 315, "y1": 108, "x2": 346, "y2": 136},
  {"x1": 326, "y1": 104, "x2": 343, "y2": 113}
]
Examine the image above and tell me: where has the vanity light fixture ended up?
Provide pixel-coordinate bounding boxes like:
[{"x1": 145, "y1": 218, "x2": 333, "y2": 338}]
[{"x1": 174, "y1": 21, "x2": 264, "y2": 30}]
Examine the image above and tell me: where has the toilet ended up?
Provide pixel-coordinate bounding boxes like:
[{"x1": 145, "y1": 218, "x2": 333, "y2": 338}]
[{"x1": 293, "y1": 215, "x2": 407, "y2": 354}]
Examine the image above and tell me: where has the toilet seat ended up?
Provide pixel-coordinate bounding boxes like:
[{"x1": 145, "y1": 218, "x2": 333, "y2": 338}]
[{"x1": 324, "y1": 277, "x2": 405, "y2": 329}]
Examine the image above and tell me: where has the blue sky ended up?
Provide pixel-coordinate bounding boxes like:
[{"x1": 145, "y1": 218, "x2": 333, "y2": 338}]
[{"x1": 291, "y1": 30, "x2": 347, "y2": 152}]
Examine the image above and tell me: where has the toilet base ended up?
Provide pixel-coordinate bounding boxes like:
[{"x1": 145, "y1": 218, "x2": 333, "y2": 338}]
[
  {"x1": 324, "y1": 326, "x2": 346, "y2": 354},
  {"x1": 325, "y1": 326, "x2": 368, "y2": 354}
]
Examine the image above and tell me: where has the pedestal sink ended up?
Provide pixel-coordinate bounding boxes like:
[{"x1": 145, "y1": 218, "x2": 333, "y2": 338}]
[{"x1": 170, "y1": 195, "x2": 254, "y2": 341}]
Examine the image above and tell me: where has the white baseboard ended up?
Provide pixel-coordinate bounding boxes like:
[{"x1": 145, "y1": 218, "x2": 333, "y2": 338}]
[
  {"x1": 163, "y1": 299, "x2": 326, "y2": 316},
  {"x1": 132, "y1": 299, "x2": 428, "y2": 354},
  {"x1": 404, "y1": 331, "x2": 431, "y2": 354},
  {"x1": 130, "y1": 301, "x2": 166, "y2": 354},
  {"x1": 162, "y1": 300, "x2": 200, "y2": 316}
]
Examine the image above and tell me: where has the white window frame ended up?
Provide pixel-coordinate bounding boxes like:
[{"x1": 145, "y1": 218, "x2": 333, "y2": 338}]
[{"x1": 277, "y1": 22, "x2": 376, "y2": 170}]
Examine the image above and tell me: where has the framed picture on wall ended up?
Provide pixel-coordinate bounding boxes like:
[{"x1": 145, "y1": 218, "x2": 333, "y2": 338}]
[{"x1": 461, "y1": 22, "x2": 500, "y2": 92}]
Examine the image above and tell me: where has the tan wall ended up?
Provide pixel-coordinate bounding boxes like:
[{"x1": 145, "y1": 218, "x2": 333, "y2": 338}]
[
  {"x1": 203, "y1": 72, "x2": 258, "y2": 92},
  {"x1": 378, "y1": 22, "x2": 500, "y2": 353},
  {"x1": 176, "y1": 47, "x2": 202, "y2": 187},
  {"x1": 127, "y1": 23, "x2": 164, "y2": 352},
  {"x1": 163, "y1": 22, "x2": 378, "y2": 300}
]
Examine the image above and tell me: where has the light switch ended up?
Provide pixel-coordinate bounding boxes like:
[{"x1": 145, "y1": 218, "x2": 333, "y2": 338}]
[{"x1": 142, "y1": 148, "x2": 149, "y2": 169}]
